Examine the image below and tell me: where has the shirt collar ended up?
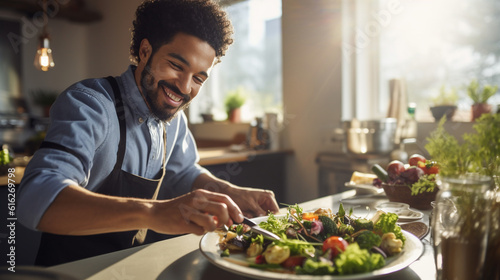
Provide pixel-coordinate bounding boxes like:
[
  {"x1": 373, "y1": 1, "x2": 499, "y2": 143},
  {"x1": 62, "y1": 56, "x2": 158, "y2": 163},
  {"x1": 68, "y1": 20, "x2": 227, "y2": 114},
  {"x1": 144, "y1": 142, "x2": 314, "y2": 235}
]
[{"x1": 120, "y1": 65, "x2": 156, "y2": 123}]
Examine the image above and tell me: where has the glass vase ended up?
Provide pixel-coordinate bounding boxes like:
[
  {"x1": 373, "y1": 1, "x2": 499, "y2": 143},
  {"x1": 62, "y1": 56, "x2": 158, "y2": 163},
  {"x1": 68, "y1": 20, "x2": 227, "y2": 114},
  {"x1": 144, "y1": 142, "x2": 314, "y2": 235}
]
[{"x1": 432, "y1": 174, "x2": 493, "y2": 280}]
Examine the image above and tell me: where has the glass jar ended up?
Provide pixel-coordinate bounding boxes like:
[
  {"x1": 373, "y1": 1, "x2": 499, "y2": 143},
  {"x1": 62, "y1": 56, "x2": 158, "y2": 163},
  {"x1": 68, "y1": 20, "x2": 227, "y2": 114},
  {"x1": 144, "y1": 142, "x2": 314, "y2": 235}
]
[
  {"x1": 484, "y1": 187, "x2": 500, "y2": 280},
  {"x1": 432, "y1": 174, "x2": 493, "y2": 280}
]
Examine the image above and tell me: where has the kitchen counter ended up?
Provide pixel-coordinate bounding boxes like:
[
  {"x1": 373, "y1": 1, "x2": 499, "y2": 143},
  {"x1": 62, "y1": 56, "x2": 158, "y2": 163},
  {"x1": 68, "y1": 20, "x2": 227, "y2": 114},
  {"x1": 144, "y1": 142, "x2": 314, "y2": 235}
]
[
  {"x1": 46, "y1": 190, "x2": 436, "y2": 280},
  {"x1": 198, "y1": 147, "x2": 293, "y2": 166}
]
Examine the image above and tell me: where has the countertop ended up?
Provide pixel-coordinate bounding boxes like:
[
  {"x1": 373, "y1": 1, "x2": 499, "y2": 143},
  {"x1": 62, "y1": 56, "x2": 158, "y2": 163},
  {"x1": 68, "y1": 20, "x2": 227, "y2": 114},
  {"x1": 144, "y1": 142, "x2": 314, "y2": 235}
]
[
  {"x1": 197, "y1": 147, "x2": 293, "y2": 166},
  {"x1": 46, "y1": 190, "x2": 436, "y2": 280}
]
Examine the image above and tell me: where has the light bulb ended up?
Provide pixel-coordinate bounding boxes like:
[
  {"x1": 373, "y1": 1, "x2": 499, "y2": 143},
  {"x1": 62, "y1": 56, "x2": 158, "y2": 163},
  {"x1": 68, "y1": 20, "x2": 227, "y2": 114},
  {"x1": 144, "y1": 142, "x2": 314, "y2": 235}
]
[{"x1": 34, "y1": 36, "x2": 55, "y2": 71}]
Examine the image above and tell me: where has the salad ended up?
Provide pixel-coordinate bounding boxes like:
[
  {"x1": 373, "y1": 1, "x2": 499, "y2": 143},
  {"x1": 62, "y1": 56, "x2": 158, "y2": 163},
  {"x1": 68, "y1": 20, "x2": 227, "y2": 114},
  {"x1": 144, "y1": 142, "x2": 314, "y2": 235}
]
[{"x1": 217, "y1": 204, "x2": 405, "y2": 276}]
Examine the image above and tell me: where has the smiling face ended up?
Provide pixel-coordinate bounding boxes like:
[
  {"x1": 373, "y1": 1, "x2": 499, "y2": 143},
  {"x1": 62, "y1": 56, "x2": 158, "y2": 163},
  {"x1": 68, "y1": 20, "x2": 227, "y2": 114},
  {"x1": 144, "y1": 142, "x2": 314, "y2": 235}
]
[{"x1": 135, "y1": 33, "x2": 216, "y2": 121}]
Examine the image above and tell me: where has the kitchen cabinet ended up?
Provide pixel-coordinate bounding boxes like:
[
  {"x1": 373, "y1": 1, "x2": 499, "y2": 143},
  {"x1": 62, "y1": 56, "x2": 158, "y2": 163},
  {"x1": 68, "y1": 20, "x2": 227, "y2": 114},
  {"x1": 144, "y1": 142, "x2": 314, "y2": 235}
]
[
  {"x1": 198, "y1": 148, "x2": 293, "y2": 204},
  {"x1": 316, "y1": 152, "x2": 390, "y2": 196}
]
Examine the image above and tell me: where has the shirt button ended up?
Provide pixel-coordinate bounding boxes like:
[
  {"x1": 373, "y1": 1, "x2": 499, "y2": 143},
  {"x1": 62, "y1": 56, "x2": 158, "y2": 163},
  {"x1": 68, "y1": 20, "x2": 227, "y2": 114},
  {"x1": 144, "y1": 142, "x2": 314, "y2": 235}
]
[{"x1": 138, "y1": 117, "x2": 144, "y2": 123}]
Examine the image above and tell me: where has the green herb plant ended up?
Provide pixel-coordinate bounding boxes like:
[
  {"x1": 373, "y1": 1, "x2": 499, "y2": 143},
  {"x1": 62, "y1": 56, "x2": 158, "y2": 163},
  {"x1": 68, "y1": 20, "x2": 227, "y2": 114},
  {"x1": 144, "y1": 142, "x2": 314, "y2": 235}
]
[
  {"x1": 425, "y1": 114, "x2": 500, "y2": 187},
  {"x1": 224, "y1": 87, "x2": 246, "y2": 113},
  {"x1": 466, "y1": 79, "x2": 498, "y2": 104},
  {"x1": 432, "y1": 85, "x2": 459, "y2": 106}
]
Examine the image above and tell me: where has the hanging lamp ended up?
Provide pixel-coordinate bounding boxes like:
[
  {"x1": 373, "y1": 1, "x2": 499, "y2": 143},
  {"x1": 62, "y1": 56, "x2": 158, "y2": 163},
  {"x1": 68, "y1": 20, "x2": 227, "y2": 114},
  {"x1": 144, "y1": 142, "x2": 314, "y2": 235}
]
[{"x1": 34, "y1": 0, "x2": 55, "y2": 71}]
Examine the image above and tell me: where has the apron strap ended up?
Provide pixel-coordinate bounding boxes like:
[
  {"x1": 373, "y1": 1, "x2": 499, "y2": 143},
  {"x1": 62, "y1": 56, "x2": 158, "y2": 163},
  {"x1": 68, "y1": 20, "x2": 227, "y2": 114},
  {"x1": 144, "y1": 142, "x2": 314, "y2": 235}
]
[
  {"x1": 132, "y1": 122, "x2": 168, "y2": 245},
  {"x1": 105, "y1": 76, "x2": 127, "y2": 176},
  {"x1": 38, "y1": 76, "x2": 126, "y2": 184}
]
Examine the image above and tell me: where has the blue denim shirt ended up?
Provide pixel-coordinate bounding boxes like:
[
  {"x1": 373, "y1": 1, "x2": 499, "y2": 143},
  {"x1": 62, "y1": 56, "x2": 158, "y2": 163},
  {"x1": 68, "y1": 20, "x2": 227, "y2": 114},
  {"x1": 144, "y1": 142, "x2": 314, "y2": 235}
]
[{"x1": 17, "y1": 66, "x2": 207, "y2": 230}]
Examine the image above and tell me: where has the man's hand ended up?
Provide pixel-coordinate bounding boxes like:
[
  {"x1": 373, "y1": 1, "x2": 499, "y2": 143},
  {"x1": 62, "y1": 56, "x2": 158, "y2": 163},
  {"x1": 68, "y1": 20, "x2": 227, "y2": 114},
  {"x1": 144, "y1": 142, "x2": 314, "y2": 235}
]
[
  {"x1": 148, "y1": 189, "x2": 244, "y2": 235},
  {"x1": 192, "y1": 173, "x2": 280, "y2": 218},
  {"x1": 37, "y1": 184, "x2": 243, "y2": 237}
]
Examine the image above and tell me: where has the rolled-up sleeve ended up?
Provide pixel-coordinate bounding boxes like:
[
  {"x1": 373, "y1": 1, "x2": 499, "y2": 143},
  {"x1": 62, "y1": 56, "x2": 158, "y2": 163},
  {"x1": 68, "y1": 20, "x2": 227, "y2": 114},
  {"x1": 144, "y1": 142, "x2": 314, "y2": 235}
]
[
  {"x1": 17, "y1": 81, "x2": 113, "y2": 230},
  {"x1": 159, "y1": 113, "x2": 208, "y2": 199}
]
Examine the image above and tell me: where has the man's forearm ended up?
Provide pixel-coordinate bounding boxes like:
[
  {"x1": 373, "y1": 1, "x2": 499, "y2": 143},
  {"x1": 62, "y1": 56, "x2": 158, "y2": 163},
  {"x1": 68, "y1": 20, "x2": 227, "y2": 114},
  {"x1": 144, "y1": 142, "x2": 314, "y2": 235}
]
[{"x1": 37, "y1": 184, "x2": 153, "y2": 235}]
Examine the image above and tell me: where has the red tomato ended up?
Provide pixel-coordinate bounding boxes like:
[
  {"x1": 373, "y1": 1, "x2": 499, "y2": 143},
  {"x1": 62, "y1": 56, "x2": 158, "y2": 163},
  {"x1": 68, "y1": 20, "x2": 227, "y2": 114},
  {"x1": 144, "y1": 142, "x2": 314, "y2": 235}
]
[
  {"x1": 427, "y1": 165, "x2": 439, "y2": 174},
  {"x1": 387, "y1": 160, "x2": 405, "y2": 177},
  {"x1": 255, "y1": 255, "x2": 266, "y2": 264},
  {"x1": 409, "y1": 154, "x2": 426, "y2": 167},
  {"x1": 322, "y1": 236, "x2": 348, "y2": 259},
  {"x1": 417, "y1": 161, "x2": 439, "y2": 175},
  {"x1": 281, "y1": 256, "x2": 306, "y2": 268}
]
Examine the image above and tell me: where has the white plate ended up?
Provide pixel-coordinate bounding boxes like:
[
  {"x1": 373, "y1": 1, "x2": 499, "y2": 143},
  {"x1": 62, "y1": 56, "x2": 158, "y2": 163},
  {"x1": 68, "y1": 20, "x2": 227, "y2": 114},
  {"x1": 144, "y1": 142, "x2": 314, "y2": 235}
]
[
  {"x1": 344, "y1": 182, "x2": 385, "y2": 195},
  {"x1": 199, "y1": 216, "x2": 424, "y2": 280},
  {"x1": 376, "y1": 202, "x2": 424, "y2": 222}
]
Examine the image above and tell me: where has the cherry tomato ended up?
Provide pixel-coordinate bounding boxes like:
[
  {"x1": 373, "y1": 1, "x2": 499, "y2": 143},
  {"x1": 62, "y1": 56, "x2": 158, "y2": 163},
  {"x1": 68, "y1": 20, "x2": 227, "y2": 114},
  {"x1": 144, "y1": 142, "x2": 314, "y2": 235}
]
[
  {"x1": 322, "y1": 236, "x2": 348, "y2": 259},
  {"x1": 417, "y1": 161, "x2": 439, "y2": 175},
  {"x1": 281, "y1": 256, "x2": 306, "y2": 268},
  {"x1": 409, "y1": 154, "x2": 426, "y2": 167}
]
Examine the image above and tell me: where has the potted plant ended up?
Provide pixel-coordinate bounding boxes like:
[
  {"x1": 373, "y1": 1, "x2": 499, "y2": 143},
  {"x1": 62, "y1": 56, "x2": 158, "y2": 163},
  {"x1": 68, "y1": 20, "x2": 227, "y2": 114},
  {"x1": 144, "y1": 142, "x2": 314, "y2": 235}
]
[
  {"x1": 429, "y1": 85, "x2": 459, "y2": 121},
  {"x1": 224, "y1": 87, "x2": 246, "y2": 123},
  {"x1": 466, "y1": 79, "x2": 498, "y2": 121},
  {"x1": 31, "y1": 89, "x2": 58, "y2": 117}
]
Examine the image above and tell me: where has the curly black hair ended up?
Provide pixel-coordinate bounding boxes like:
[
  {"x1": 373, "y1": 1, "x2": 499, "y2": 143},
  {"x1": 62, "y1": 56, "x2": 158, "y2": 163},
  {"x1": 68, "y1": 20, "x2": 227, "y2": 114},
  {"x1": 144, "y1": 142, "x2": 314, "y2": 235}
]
[{"x1": 130, "y1": 0, "x2": 234, "y2": 64}]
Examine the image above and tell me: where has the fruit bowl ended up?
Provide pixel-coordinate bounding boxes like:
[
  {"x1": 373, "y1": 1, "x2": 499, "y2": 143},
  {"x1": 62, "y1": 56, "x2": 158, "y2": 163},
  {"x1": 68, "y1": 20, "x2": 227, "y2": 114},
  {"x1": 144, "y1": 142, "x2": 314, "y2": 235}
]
[{"x1": 382, "y1": 183, "x2": 438, "y2": 210}]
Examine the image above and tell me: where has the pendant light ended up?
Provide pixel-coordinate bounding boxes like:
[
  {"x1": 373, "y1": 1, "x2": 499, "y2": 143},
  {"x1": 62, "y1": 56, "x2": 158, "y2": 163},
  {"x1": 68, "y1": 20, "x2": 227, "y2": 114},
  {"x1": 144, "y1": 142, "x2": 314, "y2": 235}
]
[{"x1": 34, "y1": 0, "x2": 55, "y2": 71}]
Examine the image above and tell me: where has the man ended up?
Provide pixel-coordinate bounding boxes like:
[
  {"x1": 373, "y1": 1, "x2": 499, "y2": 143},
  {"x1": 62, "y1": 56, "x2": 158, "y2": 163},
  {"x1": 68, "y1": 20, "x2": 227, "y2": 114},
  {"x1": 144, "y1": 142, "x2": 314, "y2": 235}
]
[{"x1": 17, "y1": 0, "x2": 279, "y2": 266}]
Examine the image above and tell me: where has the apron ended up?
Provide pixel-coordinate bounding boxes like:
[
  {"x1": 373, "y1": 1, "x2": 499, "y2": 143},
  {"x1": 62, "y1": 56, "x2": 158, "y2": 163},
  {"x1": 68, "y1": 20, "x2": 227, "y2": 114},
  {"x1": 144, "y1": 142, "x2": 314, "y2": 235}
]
[{"x1": 35, "y1": 76, "x2": 174, "y2": 266}]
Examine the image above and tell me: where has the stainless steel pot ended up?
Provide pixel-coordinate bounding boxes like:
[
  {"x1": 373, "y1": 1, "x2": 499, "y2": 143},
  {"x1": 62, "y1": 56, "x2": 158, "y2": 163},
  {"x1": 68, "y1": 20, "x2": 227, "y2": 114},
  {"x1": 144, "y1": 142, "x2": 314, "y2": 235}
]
[{"x1": 342, "y1": 118, "x2": 398, "y2": 155}]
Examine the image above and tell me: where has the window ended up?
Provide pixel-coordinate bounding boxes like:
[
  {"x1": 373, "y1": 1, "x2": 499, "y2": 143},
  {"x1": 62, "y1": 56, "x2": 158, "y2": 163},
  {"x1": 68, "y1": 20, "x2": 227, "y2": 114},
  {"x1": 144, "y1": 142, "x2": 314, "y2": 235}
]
[
  {"x1": 188, "y1": 0, "x2": 282, "y2": 123},
  {"x1": 344, "y1": 0, "x2": 500, "y2": 121}
]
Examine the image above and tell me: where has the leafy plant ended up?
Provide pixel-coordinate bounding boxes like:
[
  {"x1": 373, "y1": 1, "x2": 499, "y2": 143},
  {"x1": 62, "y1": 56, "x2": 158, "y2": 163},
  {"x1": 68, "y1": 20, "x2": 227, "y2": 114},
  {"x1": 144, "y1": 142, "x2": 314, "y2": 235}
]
[
  {"x1": 425, "y1": 114, "x2": 500, "y2": 187},
  {"x1": 463, "y1": 113, "x2": 500, "y2": 187},
  {"x1": 224, "y1": 87, "x2": 246, "y2": 112},
  {"x1": 466, "y1": 79, "x2": 498, "y2": 104},
  {"x1": 425, "y1": 117, "x2": 471, "y2": 176},
  {"x1": 432, "y1": 85, "x2": 459, "y2": 106}
]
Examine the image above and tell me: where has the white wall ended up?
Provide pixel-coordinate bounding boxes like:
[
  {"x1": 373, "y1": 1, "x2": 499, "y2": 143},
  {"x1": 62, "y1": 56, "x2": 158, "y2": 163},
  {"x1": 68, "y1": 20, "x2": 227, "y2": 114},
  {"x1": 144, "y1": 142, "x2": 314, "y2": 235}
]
[
  {"x1": 86, "y1": 0, "x2": 142, "y2": 78},
  {"x1": 281, "y1": 0, "x2": 344, "y2": 203}
]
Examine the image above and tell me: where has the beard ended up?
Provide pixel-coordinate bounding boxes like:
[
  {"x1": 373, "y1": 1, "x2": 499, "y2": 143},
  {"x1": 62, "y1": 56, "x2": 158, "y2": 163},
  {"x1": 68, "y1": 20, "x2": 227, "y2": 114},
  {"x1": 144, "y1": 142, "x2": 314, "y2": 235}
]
[{"x1": 140, "y1": 58, "x2": 192, "y2": 122}]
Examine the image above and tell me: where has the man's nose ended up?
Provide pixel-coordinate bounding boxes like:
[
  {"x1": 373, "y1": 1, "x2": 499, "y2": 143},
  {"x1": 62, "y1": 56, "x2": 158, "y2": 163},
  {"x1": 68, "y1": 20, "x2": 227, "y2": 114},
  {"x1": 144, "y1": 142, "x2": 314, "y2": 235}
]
[{"x1": 176, "y1": 74, "x2": 192, "y2": 95}]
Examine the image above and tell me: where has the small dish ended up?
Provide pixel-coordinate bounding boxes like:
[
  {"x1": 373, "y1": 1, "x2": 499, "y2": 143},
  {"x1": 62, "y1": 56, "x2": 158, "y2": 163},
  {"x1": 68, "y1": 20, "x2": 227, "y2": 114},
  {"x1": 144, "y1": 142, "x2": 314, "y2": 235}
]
[
  {"x1": 376, "y1": 202, "x2": 424, "y2": 221},
  {"x1": 344, "y1": 182, "x2": 385, "y2": 195}
]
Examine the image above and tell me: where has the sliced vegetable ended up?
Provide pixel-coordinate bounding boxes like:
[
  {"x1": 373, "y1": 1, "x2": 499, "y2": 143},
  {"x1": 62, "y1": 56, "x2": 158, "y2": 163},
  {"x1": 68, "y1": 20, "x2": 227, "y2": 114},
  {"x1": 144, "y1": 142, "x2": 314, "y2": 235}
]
[{"x1": 302, "y1": 212, "x2": 319, "y2": 221}]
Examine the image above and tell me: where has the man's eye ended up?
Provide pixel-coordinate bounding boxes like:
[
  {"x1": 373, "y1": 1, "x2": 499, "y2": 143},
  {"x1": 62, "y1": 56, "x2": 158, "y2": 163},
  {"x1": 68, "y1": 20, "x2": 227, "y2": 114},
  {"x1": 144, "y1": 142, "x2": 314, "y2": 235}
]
[
  {"x1": 170, "y1": 62, "x2": 182, "y2": 70},
  {"x1": 194, "y1": 76, "x2": 205, "y2": 84}
]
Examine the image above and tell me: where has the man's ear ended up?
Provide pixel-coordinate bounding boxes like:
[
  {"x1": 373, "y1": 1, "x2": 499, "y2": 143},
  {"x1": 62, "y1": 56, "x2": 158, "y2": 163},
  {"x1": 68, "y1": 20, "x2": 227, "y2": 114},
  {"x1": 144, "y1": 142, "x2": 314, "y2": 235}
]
[{"x1": 139, "y1": 39, "x2": 152, "y2": 63}]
